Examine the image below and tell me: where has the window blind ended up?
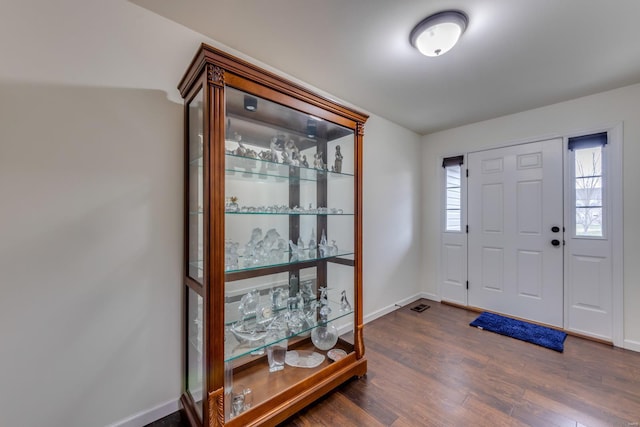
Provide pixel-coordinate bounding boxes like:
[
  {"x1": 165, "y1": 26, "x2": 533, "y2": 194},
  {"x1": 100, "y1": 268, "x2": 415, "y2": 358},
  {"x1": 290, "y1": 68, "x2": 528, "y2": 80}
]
[
  {"x1": 442, "y1": 155, "x2": 464, "y2": 168},
  {"x1": 568, "y1": 132, "x2": 607, "y2": 151}
]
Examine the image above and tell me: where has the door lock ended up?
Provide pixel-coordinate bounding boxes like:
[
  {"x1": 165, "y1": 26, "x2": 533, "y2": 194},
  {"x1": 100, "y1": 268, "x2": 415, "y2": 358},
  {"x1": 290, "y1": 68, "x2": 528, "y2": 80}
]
[{"x1": 551, "y1": 226, "x2": 560, "y2": 233}]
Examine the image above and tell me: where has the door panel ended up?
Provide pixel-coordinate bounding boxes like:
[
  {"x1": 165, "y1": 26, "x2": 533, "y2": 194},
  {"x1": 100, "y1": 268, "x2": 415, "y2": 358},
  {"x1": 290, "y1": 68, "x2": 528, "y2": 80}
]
[
  {"x1": 516, "y1": 250, "x2": 542, "y2": 298},
  {"x1": 567, "y1": 252, "x2": 612, "y2": 337},
  {"x1": 444, "y1": 244, "x2": 465, "y2": 286},
  {"x1": 468, "y1": 139, "x2": 563, "y2": 327},
  {"x1": 517, "y1": 180, "x2": 542, "y2": 234},
  {"x1": 481, "y1": 247, "x2": 504, "y2": 291},
  {"x1": 482, "y1": 183, "x2": 503, "y2": 232}
]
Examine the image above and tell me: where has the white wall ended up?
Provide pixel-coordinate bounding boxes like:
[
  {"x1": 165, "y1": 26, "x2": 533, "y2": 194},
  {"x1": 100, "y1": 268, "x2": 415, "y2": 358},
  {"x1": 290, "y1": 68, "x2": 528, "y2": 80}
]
[
  {"x1": 421, "y1": 82, "x2": 640, "y2": 350},
  {"x1": 0, "y1": 1, "x2": 422, "y2": 426},
  {"x1": 363, "y1": 117, "x2": 423, "y2": 319},
  {"x1": 0, "y1": 82, "x2": 184, "y2": 427}
]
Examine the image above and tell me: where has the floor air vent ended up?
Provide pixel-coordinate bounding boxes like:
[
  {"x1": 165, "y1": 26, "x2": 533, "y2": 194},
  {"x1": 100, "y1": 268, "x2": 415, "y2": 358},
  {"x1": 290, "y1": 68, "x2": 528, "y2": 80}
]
[{"x1": 410, "y1": 303, "x2": 430, "y2": 313}]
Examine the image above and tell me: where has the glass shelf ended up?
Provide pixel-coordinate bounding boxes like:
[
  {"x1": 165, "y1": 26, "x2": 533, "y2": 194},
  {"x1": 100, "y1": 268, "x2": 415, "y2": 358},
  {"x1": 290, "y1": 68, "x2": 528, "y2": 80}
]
[
  {"x1": 225, "y1": 211, "x2": 354, "y2": 216},
  {"x1": 225, "y1": 153, "x2": 353, "y2": 182},
  {"x1": 189, "y1": 156, "x2": 203, "y2": 166},
  {"x1": 189, "y1": 251, "x2": 354, "y2": 277},
  {"x1": 190, "y1": 210, "x2": 353, "y2": 216},
  {"x1": 224, "y1": 299, "x2": 352, "y2": 362},
  {"x1": 226, "y1": 249, "x2": 355, "y2": 274}
]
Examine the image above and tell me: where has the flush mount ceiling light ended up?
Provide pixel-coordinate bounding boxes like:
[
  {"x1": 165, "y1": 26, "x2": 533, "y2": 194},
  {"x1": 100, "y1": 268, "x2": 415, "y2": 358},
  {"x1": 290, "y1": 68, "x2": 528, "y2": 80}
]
[{"x1": 410, "y1": 10, "x2": 468, "y2": 57}]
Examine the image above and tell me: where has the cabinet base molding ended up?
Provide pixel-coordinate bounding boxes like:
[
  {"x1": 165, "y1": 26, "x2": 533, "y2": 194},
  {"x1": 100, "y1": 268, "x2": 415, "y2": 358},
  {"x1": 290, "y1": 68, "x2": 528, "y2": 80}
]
[{"x1": 230, "y1": 357, "x2": 367, "y2": 427}]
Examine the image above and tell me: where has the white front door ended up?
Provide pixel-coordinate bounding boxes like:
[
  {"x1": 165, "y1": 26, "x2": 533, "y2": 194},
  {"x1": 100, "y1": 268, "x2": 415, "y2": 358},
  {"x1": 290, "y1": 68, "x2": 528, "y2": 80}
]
[{"x1": 468, "y1": 138, "x2": 564, "y2": 327}]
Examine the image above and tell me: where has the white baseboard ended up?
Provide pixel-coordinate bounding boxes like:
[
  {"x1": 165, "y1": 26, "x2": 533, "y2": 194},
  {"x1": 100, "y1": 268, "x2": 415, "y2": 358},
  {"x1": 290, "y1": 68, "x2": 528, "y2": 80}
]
[
  {"x1": 363, "y1": 293, "x2": 426, "y2": 324},
  {"x1": 623, "y1": 339, "x2": 640, "y2": 353},
  {"x1": 107, "y1": 398, "x2": 180, "y2": 427},
  {"x1": 419, "y1": 292, "x2": 440, "y2": 302},
  {"x1": 336, "y1": 293, "x2": 436, "y2": 335}
]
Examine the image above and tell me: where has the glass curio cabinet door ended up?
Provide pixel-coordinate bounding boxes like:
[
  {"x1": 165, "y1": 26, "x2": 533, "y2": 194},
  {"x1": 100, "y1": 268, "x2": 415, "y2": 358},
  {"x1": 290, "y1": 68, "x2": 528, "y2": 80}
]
[
  {"x1": 222, "y1": 86, "x2": 357, "y2": 421},
  {"x1": 185, "y1": 85, "x2": 205, "y2": 420},
  {"x1": 179, "y1": 44, "x2": 367, "y2": 427}
]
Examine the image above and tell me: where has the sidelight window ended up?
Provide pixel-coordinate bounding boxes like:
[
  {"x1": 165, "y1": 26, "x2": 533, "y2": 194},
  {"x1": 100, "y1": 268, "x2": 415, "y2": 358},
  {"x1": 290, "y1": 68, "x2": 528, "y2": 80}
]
[
  {"x1": 569, "y1": 132, "x2": 607, "y2": 238},
  {"x1": 443, "y1": 155, "x2": 464, "y2": 232}
]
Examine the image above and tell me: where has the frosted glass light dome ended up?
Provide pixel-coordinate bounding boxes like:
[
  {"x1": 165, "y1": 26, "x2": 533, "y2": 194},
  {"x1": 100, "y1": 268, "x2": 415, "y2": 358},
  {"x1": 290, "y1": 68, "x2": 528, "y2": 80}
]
[{"x1": 410, "y1": 11, "x2": 468, "y2": 57}]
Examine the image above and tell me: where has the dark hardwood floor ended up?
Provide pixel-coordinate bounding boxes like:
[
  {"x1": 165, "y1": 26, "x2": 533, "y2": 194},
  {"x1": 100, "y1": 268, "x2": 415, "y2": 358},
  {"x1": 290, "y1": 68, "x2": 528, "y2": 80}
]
[
  {"x1": 151, "y1": 300, "x2": 640, "y2": 426},
  {"x1": 279, "y1": 300, "x2": 640, "y2": 427}
]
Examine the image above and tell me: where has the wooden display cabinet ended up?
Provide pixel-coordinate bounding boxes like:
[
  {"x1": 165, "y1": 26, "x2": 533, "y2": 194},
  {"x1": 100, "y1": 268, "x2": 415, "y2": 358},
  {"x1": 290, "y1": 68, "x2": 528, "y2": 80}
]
[{"x1": 178, "y1": 43, "x2": 367, "y2": 426}]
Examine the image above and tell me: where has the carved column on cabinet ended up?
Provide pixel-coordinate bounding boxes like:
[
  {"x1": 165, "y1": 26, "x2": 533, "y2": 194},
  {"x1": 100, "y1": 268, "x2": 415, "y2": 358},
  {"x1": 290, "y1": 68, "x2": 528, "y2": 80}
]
[
  {"x1": 207, "y1": 61, "x2": 227, "y2": 426},
  {"x1": 354, "y1": 121, "x2": 365, "y2": 361}
]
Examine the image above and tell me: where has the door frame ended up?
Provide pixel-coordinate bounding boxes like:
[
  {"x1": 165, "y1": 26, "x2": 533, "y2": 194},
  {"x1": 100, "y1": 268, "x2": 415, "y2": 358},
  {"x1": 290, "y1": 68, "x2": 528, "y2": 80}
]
[
  {"x1": 438, "y1": 123, "x2": 623, "y2": 347},
  {"x1": 562, "y1": 123, "x2": 623, "y2": 347}
]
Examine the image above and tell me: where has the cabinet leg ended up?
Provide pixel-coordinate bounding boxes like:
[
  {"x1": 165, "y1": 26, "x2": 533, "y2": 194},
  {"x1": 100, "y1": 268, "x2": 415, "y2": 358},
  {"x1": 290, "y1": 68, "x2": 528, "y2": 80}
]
[
  {"x1": 209, "y1": 387, "x2": 224, "y2": 427},
  {"x1": 355, "y1": 325, "x2": 365, "y2": 358}
]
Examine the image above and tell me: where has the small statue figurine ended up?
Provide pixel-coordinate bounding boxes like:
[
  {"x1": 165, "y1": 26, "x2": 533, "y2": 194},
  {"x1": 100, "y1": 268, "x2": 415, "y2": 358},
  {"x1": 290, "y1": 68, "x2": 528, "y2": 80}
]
[
  {"x1": 289, "y1": 239, "x2": 305, "y2": 262},
  {"x1": 249, "y1": 227, "x2": 262, "y2": 242},
  {"x1": 243, "y1": 227, "x2": 263, "y2": 266},
  {"x1": 233, "y1": 132, "x2": 258, "y2": 159},
  {"x1": 300, "y1": 280, "x2": 315, "y2": 307},
  {"x1": 270, "y1": 287, "x2": 287, "y2": 310},
  {"x1": 244, "y1": 147, "x2": 257, "y2": 159},
  {"x1": 284, "y1": 139, "x2": 295, "y2": 158},
  {"x1": 284, "y1": 139, "x2": 300, "y2": 163},
  {"x1": 334, "y1": 145, "x2": 343, "y2": 173},
  {"x1": 301, "y1": 154, "x2": 309, "y2": 168},
  {"x1": 308, "y1": 228, "x2": 317, "y2": 259},
  {"x1": 290, "y1": 150, "x2": 300, "y2": 167},
  {"x1": 329, "y1": 240, "x2": 338, "y2": 256},
  {"x1": 258, "y1": 150, "x2": 271, "y2": 161},
  {"x1": 234, "y1": 141, "x2": 247, "y2": 157},
  {"x1": 318, "y1": 229, "x2": 329, "y2": 257},
  {"x1": 224, "y1": 240, "x2": 239, "y2": 271},
  {"x1": 238, "y1": 289, "x2": 259, "y2": 320},
  {"x1": 340, "y1": 290, "x2": 352, "y2": 312},
  {"x1": 269, "y1": 136, "x2": 279, "y2": 163},
  {"x1": 281, "y1": 151, "x2": 291, "y2": 164},
  {"x1": 233, "y1": 132, "x2": 246, "y2": 156},
  {"x1": 263, "y1": 228, "x2": 281, "y2": 248},
  {"x1": 225, "y1": 196, "x2": 239, "y2": 212},
  {"x1": 318, "y1": 287, "x2": 331, "y2": 317},
  {"x1": 313, "y1": 151, "x2": 324, "y2": 170}
]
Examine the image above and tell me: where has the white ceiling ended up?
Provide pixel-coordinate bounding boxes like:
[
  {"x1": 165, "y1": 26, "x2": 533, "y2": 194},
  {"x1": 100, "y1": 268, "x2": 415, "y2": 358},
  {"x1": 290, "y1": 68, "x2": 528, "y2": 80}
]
[{"x1": 133, "y1": 0, "x2": 640, "y2": 135}]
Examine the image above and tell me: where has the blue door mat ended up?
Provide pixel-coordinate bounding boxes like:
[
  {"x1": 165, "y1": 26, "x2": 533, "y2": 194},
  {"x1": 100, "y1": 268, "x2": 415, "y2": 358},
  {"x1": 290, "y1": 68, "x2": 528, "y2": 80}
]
[{"x1": 470, "y1": 311, "x2": 567, "y2": 352}]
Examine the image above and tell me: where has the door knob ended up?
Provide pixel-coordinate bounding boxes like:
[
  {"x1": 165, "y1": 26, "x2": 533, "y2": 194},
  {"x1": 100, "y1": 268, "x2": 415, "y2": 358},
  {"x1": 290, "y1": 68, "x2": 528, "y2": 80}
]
[
  {"x1": 551, "y1": 226, "x2": 560, "y2": 233},
  {"x1": 551, "y1": 239, "x2": 561, "y2": 247}
]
